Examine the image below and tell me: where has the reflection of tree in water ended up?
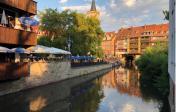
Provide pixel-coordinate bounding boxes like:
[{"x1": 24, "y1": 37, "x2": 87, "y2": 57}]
[
  {"x1": 102, "y1": 66, "x2": 171, "y2": 112},
  {"x1": 70, "y1": 79, "x2": 104, "y2": 112},
  {"x1": 124, "y1": 65, "x2": 170, "y2": 112},
  {"x1": 140, "y1": 80, "x2": 171, "y2": 112}
]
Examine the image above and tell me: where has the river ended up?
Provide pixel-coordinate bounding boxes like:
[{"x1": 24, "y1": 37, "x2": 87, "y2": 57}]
[{"x1": 0, "y1": 67, "x2": 170, "y2": 112}]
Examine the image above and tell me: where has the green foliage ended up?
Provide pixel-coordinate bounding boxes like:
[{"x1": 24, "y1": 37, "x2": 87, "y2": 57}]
[
  {"x1": 37, "y1": 36, "x2": 52, "y2": 47},
  {"x1": 70, "y1": 13, "x2": 104, "y2": 56},
  {"x1": 136, "y1": 44, "x2": 169, "y2": 96},
  {"x1": 163, "y1": 10, "x2": 169, "y2": 21},
  {"x1": 38, "y1": 9, "x2": 104, "y2": 57},
  {"x1": 39, "y1": 9, "x2": 73, "y2": 40}
]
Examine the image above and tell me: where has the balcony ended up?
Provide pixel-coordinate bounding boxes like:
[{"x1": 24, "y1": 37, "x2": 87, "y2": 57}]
[
  {"x1": 0, "y1": 0, "x2": 37, "y2": 15},
  {"x1": 141, "y1": 44, "x2": 149, "y2": 48},
  {"x1": 130, "y1": 39, "x2": 138, "y2": 43},
  {"x1": 129, "y1": 49, "x2": 138, "y2": 54},
  {"x1": 130, "y1": 45, "x2": 138, "y2": 49},
  {"x1": 150, "y1": 38, "x2": 168, "y2": 42},
  {"x1": 0, "y1": 26, "x2": 37, "y2": 46}
]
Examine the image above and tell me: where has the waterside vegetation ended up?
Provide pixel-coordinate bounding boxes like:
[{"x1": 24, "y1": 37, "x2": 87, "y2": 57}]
[{"x1": 136, "y1": 44, "x2": 169, "y2": 96}]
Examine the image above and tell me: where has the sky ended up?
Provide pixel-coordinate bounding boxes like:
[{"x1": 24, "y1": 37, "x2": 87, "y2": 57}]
[{"x1": 35, "y1": 0, "x2": 169, "y2": 32}]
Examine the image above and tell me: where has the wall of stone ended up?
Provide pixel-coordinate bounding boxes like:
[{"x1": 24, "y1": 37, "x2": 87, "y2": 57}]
[
  {"x1": 0, "y1": 68, "x2": 111, "y2": 112},
  {"x1": 0, "y1": 61, "x2": 112, "y2": 96}
]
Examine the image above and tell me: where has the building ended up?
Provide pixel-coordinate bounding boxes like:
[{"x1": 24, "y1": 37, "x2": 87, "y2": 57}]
[
  {"x1": 87, "y1": 0, "x2": 100, "y2": 20},
  {"x1": 0, "y1": 0, "x2": 37, "y2": 80},
  {"x1": 102, "y1": 32, "x2": 116, "y2": 58},
  {"x1": 168, "y1": 0, "x2": 175, "y2": 112},
  {"x1": 0, "y1": 0, "x2": 37, "y2": 47},
  {"x1": 115, "y1": 24, "x2": 169, "y2": 58}
]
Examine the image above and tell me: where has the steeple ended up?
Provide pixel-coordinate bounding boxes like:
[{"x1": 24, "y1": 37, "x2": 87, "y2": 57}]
[
  {"x1": 87, "y1": 0, "x2": 100, "y2": 20},
  {"x1": 90, "y1": 0, "x2": 96, "y2": 11}
]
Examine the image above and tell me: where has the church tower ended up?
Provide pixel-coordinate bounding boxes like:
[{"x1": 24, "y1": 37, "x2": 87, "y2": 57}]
[{"x1": 87, "y1": 0, "x2": 100, "y2": 20}]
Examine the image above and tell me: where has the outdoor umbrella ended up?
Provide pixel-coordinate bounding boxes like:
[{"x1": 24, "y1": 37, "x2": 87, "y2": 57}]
[
  {"x1": 1, "y1": 10, "x2": 8, "y2": 25},
  {"x1": 0, "y1": 46, "x2": 10, "y2": 53},
  {"x1": 11, "y1": 48, "x2": 30, "y2": 54},
  {"x1": 27, "y1": 45, "x2": 50, "y2": 54},
  {"x1": 49, "y1": 47, "x2": 71, "y2": 55},
  {"x1": 19, "y1": 17, "x2": 39, "y2": 26}
]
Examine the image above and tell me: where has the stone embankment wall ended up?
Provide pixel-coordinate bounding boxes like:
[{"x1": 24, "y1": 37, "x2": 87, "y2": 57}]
[
  {"x1": 0, "y1": 61, "x2": 112, "y2": 96},
  {"x1": 0, "y1": 68, "x2": 111, "y2": 112}
]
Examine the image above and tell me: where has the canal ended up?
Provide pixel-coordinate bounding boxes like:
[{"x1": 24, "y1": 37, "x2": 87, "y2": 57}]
[{"x1": 0, "y1": 67, "x2": 170, "y2": 112}]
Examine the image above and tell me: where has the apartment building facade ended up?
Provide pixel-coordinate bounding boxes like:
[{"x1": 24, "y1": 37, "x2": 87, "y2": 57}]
[
  {"x1": 102, "y1": 32, "x2": 116, "y2": 58},
  {"x1": 0, "y1": 0, "x2": 37, "y2": 80},
  {"x1": 115, "y1": 24, "x2": 169, "y2": 58}
]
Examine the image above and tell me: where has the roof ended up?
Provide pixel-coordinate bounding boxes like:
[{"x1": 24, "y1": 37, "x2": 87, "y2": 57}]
[
  {"x1": 90, "y1": 0, "x2": 96, "y2": 11},
  {"x1": 116, "y1": 23, "x2": 169, "y2": 39},
  {"x1": 104, "y1": 32, "x2": 116, "y2": 41}
]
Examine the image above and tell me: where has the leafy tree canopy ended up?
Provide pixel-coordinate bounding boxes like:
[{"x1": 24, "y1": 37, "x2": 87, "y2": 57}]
[
  {"x1": 38, "y1": 9, "x2": 104, "y2": 57},
  {"x1": 163, "y1": 10, "x2": 169, "y2": 21}
]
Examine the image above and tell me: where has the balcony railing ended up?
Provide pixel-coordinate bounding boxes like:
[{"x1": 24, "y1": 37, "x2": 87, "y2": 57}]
[
  {"x1": 0, "y1": 26, "x2": 37, "y2": 46},
  {"x1": 141, "y1": 44, "x2": 149, "y2": 48},
  {"x1": 0, "y1": 0, "x2": 37, "y2": 14},
  {"x1": 129, "y1": 50, "x2": 139, "y2": 54},
  {"x1": 130, "y1": 45, "x2": 138, "y2": 48},
  {"x1": 130, "y1": 40, "x2": 138, "y2": 43}
]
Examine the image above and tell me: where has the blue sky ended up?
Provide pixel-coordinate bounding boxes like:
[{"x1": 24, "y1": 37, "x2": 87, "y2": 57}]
[{"x1": 35, "y1": 0, "x2": 168, "y2": 32}]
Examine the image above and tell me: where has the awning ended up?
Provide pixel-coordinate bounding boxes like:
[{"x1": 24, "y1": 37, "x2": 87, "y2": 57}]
[
  {"x1": 27, "y1": 45, "x2": 50, "y2": 54},
  {"x1": 27, "y1": 45, "x2": 71, "y2": 55},
  {"x1": 0, "y1": 46, "x2": 10, "y2": 53},
  {"x1": 11, "y1": 48, "x2": 30, "y2": 54},
  {"x1": 49, "y1": 47, "x2": 71, "y2": 55}
]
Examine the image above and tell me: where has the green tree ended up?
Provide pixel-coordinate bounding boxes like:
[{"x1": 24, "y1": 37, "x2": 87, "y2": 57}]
[
  {"x1": 37, "y1": 36, "x2": 52, "y2": 47},
  {"x1": 70, "y1": 13, "x2": 104, "y2": 56},
  {"x1": 163, "y1": 10, "x2": 169, "y2": 20},
  {"x1": 39, "y1": 9, "x2": 73, "y2": 41},
  {"x1": 38, "y1": 9, "x2": 104, "y2": 57},
  {"x1": 136, "y1": 44, "x2": 169, "y2": 96}
]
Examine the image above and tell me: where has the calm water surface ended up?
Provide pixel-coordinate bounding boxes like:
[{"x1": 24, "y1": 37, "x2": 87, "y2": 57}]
[{"x1": 0, "y1": 67, "x2": 169, "y2": 112}]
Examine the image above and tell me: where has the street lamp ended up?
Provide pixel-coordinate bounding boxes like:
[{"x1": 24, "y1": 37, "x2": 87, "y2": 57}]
[
  {"x1": 67, "y1": 34, "x2": 72, "y2": 52},
  {"x1": 65, "y1": 24, "x2": 72, "y2": 52}
]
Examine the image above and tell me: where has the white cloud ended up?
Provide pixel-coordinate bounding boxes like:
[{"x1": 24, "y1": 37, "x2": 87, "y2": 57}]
[
  {"x1": 59, "y1": 0, "x2": 68, "y2": 4},
  {"x1": 110, "y1": 0, "x2": 117, "y2": 8},
  {"x1": 59, "y1": 0, "x2": 168, "y2": 31},
  {"x1": 123, "y1": 0, "x2": 137, "y2": 7},
  {"x1": 61, "y1": 4, "x2": 90, "y2": 13}
]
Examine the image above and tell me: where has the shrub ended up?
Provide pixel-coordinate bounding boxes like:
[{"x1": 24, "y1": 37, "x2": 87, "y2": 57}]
[{"x1": 136, "y1": 44, "x2": 169, "y2": 96}]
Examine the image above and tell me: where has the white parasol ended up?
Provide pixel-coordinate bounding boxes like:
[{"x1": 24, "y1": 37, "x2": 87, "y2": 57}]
[
  {"x1": 1, "y1": 10, "x2": 8, "y2": 25},
  {"x1": 0, "y1": 46, "x2": 10, "y2": 53}
]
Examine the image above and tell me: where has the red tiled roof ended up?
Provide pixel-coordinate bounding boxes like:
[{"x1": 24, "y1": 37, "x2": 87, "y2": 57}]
[{"x1": 116, "y1": 23, "x2": 169, "y2": 39}]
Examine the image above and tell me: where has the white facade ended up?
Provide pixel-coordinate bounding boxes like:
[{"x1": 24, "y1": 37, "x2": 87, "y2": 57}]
[
  {"x1": 169, "y1": 0, "x2": 176, "y2": 84},
  {"x1": 169, "y1": 0, "x2": 175, "y2": 112}
]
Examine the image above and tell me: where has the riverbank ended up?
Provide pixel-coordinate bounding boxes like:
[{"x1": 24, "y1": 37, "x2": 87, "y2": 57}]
[
  {"x1": 0, "y1": 67, "x2": 169, "y2": 112},
  {"x1": 0, "y1": 63, "x2": 113, "y2": 96}
]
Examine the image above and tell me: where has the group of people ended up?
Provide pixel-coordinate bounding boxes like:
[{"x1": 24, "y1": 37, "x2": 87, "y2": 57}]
[{"x1": 0, "y1": 10, "x2": 38, "y2": 32}]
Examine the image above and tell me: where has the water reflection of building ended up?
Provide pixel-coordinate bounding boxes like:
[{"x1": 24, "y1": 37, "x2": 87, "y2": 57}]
[
  {"x1": 102, "y1": 70, "x2": 116, "y2": 88},
  {"x1": 102, "y1": 67, "x2": 141, "y2": 97}
]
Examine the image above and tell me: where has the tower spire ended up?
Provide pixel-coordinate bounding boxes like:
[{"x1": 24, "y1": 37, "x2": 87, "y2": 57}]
[
  {"x1": 87, "y1": 0, "x2": 100, "y2": 20},
  {"x1": 90, "y1": 0, "x2": 96, "y2": 11}
]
